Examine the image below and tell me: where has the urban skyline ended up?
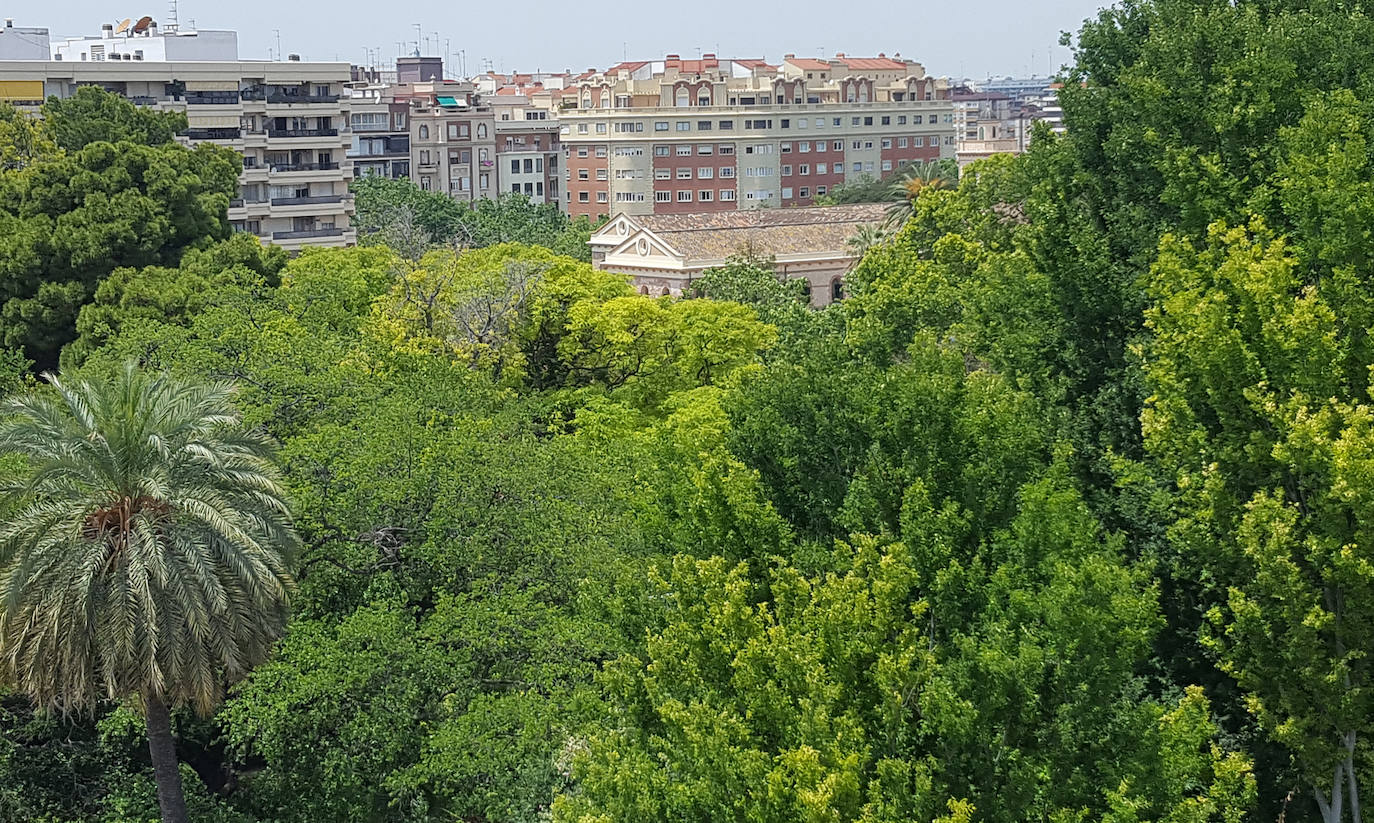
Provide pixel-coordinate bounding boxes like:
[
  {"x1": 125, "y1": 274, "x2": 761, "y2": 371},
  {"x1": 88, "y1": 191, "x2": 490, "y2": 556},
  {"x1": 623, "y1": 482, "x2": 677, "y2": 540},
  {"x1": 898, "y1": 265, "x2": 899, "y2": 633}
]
[{"x1": 45, "y1": 0, "x2": 1098, "y2": 80}]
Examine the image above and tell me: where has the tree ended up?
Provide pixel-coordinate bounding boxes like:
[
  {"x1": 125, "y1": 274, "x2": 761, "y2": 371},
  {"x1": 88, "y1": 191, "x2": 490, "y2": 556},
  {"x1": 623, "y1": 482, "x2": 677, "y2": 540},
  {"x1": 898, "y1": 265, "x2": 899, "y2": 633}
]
[
  {"x1": 884, "y1": 160, "x2": 958, "y2": 227},
  {"x1": 0, "y1": 364, "x2": 299, "y2": 823},
  {"x1": 41, "y1": 86, "x2": 188, "y2": 151}
]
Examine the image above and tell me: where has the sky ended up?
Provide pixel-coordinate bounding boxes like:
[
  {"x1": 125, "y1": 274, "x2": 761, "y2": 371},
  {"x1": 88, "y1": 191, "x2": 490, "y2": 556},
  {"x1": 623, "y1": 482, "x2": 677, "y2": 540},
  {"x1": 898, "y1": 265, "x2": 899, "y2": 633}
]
[{"x1": 45, "y1": 0, "x2": 1110, "y2": 81}]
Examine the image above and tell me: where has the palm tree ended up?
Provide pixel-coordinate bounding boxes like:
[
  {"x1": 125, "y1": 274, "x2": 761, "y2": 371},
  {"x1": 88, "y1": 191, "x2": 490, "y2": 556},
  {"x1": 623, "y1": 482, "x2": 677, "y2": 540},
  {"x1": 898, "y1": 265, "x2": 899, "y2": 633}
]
[
  {"x1": 0, "y1": 364, "x2": 298, "y2": 823},
  {"x1": 884, "y1": 160, "x2": 957, "y2": 227},
  {"x1": 846, "y1": 223, "x2": 893, "y2": 258}
]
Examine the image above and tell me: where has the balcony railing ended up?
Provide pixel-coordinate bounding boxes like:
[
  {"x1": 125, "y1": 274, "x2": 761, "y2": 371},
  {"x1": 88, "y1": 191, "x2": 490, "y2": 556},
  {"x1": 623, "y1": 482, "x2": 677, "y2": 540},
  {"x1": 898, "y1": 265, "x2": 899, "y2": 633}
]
[
  {"x1": 269, "y1": 162, "x2": 341, "y2": 172},
  {"x1": 266, "y1": 128, "x2": 339, "y2": 139},
  {"x1": 269, "y1": 194, "x2": 346, "y2": 206},
  {"x1": 184, "y1": 128, "x2": 241, "y2": 140},
  {"x1": 186, "y1": 93, "x2": 240, "y2": 105},
  {"x1": 267, "y1": 93, "x2": 341, "y2": 104},
  {"x1": 272, "y1": 228, "x2": 345, "y2": 240}
]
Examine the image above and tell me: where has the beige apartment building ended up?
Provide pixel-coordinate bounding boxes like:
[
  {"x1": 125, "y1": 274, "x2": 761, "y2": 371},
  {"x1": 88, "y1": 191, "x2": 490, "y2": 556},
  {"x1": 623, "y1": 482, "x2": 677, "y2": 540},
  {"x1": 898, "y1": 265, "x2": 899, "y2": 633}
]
[
  {"x1": 559, "y1": 52, "x2": 955, "y2": 220},
  {"x1": 0, "y1": 21, "x2": 355, "y2": 250}
]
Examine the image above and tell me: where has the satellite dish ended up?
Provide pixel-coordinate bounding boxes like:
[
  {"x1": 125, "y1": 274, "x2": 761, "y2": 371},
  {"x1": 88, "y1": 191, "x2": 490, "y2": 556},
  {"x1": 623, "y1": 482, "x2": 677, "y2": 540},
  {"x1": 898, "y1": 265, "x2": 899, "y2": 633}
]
[
  {"x1": 132, "y1": 15, "x2": 154, "y2": 33},
  {"x1": 114, "y1": 18, "x2": 133, "y2": 34}
]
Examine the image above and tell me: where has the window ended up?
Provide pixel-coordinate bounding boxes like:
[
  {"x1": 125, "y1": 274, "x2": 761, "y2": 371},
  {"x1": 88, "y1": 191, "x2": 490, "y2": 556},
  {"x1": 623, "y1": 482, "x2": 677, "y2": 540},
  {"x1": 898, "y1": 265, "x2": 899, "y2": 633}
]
[
  {"x1": 817, "y1": 185, "x2": 827, "y2": 195},
  {"x1": 718, "y1": 144, "x2": 735, "y2": 155},
  {"x1": 914, "y1": 136, "x2": 924, "y2": 147},
  {"x1": 676, "y1": 145, "x2": 692, "y2": 156},
  {"x1": 720, "y1": 166, "x2": 736, "y2": 178},
  {"x1": 595, "y1": 146, "x2": 608, "y2": 157},
  {"x1": 698, "y1": 167, "x2": 714, "y2": 179},
  {"x1": 578, "y1": 191, "x2": 589, "y2": 203},
  {"x1": 853, "y1": 163, "x2": 863, "y2": 172},
  {"x1": 897, "y1": 137, "x2": 908, "y2": 148},
  {"x1": 447, "y1": 123, "x2": 459, "y2": 139},
  {"x1": 597, "y1": 191, "x2": 608, "y2": 202},
  {"x1": 698, "y1": 93, "x2": 711, "y2": 106},
  {"x1": 419, "y1": 150, "x2": 432, "y2": 164},
  {"x1": 697, "y1": 145, "x2": 714, "y2": 155},
  {"x1": 816, "y1": 163, "x2": 827, "y2": 174},
  {"x1": 677, "y1": 168, "x2": 692, "y2": 179},
  {"x1": 678, "y1": 190, "x2": 692, "y2": 201},
  {"x1": 656, "y1": 191, "x2": 671, "y2": 202},
  {"x1": 654, "y1": 145, "x2": 670, "y2": 156},
  {"x1": 577, "y1": 147, "x2": 589, "y2": 157},
  {"x1": 577, "y1": 124, "x2": 589, "y2": 134},
  {"x1": 720, "y1": 189, "x2": 736, "y2": 201},
  {"x1": 882, "y1": 138, "x2": 892, "y2": 149},
  {"x1": 480, "y1": 173, "x2": 490, "y2": 189},
  {"x1": 881, "y1": 115, "x2": 891, "y2": 125},
  {"x1": 719, "y1": 120, "x2": 734, "y2": 130},
  {"x1": 852, "y1": 141, "x2": 863, "y2": 150},
  {"x1": 699, "y1": 189, "x2": 713, "y2": 201},
  {"x1": 799, "y1": 186, "x2": 810, "y2": 198},
  {"x1": 882, "y1": 160, "x2": 893, "y2": 172},
  {"x1": 799, "y1": 164, "x2": 810, "y2": 175},
  {"x1": 698, "y1": 120, "x2": 712, "y2": 131},
  {"x1": 781, "y1": 142, "x2": 792, "y2": 153},
  {"x1": 781, "y1": 118, "x2": 790, "y2": 129},
  {"x1": 782, "y1": 187, "x2": 793, "y2": 199},
  {"x1": 676, "y1": 87, "x2": 690, "y2": 107},
  {"x1": 898, "y1": 115, "x2": 908, "y2": 125},
  {"x1": 864, "y1": 116, "x2": 873, "y2": 126},
  {"x1": 477, "y1": 124, "x2": 488, "y2": 138},
  {"x1": 815, "y1": 117, "x2": 825, "y2": 128},
  {"x1": 676, "y1": 121, "x2": 691, "y2": 131},
  {"x1": 833, "y1": 118, "x2": 841, "y2": 127},
  {"x1": 852, "y1": 116, "x2": 861, "y2": 126},
  {"x1": 913, "y1": 115, "x2": 922, "y2": 124},
  {"x1": 833, "y1": 141, "x2": 843, "y2": 151},
  {"x1": 524, "y1": 158, "x2": 535, "y2": 173},
  {"x1": 655, "y1": 121, "x2": 669, "y2": 131},
  {"x1": 799, "y1": 141, "x2": 810, "y2": 153},
  {"x1": 782, "y1": 165, "x2": 792, "y2": 176},
  {"x1": 578, "y1": 169, "x2": 589, "y2": 180},
  {"x1": 865, "y1": 141, "x2": 874, "y2": 150},
  {"x1": 831, "y1": 279, "x2": 844, "y2": 302},
  {"x1": 596, "y1": 168, "x2": 608, "y2": 180},
  {"x1": 418, "y1": 125, "x2": 429, "y2": 139},
  {"x1": 798, "y1": 118, "x2": 808, "y2": 129},
  {"x1": 511, "y1": 159, "x2": 521, "y2": 174},
  {"x1": 655, "y1": 169, "x2": 671, "y2": 180},
  {"x1": 815, "y1": 141, "x2": 825, "y2": 153},
  {"x1": 595, "y1": 123, "x2": 607, "y2": 133}
]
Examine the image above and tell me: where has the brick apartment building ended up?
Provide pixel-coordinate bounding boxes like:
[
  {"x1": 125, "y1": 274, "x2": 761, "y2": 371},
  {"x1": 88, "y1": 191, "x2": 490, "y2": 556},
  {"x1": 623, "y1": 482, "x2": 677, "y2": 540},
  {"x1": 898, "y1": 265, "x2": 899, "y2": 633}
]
[{"x1": 558, "y1": 52, "x2": 956, "y2": 220}]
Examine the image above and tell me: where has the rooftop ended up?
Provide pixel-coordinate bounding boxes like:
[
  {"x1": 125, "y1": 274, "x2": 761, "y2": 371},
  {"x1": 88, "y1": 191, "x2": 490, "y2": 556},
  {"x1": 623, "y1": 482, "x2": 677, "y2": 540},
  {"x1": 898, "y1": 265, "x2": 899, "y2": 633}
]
[{"x1": 629, "y1": 204, "x2": 888, "y2": 261}]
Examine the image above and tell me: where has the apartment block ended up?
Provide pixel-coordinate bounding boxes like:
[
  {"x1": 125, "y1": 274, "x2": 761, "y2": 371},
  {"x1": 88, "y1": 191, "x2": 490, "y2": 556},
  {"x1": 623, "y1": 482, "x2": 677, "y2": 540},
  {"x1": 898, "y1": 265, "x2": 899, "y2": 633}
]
[
  {"x1": 558, "y1": 52, "x2": 956, "y2": 220},
  {"x1": 0, "y1": 20, "x2": 355, "y2": 250},
  {"x1": 496, "y1": 121, "x2": 560, "y2": 203}
]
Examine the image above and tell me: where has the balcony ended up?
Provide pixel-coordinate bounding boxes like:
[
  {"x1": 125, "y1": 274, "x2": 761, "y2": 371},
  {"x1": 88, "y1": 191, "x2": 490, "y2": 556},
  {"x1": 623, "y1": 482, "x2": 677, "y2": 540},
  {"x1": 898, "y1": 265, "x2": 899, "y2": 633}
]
[
  {"x1": 266, "y1": 92, "x2": 340, "y2": 104},
  {"x1": 184, "y1": 128, "x2": 241, "y2": 141},
  {"x1": 269, "y1": 162, "x2": 341, "y2": 172},
  {"x1": 269, "y1": 194, "x2": 346, "y2": 206},
  {"x1": 266, "y1": 128, "x2": 339, "y2": 139},
  {"x1": 272, "y1": 228, "x2": 344, "y2": 240},
  {"x1": 186, "y1": 92, "x2": 240, "y2": 105}
]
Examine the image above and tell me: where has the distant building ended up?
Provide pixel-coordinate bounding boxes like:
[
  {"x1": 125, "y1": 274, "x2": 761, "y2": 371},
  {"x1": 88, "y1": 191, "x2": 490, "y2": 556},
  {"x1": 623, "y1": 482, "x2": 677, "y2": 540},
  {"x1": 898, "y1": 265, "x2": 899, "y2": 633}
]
[
  {"x1": 0, "y1": 19, "x2": 50, "y2": 61},
  {"x1": 558, "y1": 52, "x2": 955, "y2": 221},
  {"x1": 951, "y1": 83, "x2": 1063, "y2": 169},
  {"x1": 0, "y1": 18, "x2": 356, "y2": 250},
  {"x1": 589, "y1": 203, "x2": 888, "y2": 304},
  {"x1": 496, "y1": 120, "x2": 561, "y2": 204}
]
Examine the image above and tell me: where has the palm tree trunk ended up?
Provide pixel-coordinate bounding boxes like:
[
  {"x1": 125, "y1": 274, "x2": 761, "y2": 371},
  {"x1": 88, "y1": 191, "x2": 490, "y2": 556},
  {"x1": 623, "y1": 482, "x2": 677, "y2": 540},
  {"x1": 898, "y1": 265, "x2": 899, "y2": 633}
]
[{"x1": 144, "y1": 692, "x2": 190, "y2": 823}]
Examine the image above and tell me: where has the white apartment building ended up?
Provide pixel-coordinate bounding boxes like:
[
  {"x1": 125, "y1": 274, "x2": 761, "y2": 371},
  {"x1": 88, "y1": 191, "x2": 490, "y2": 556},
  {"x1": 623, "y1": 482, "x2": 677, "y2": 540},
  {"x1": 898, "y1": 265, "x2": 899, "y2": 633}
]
[{"x1": 0, "y1": 20, "x2": 355, "y2": 250}]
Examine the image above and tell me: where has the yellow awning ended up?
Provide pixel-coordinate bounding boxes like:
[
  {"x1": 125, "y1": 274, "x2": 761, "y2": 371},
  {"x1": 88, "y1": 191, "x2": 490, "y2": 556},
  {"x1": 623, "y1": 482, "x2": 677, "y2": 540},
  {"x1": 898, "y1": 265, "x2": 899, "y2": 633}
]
[
  {"x1": 0, "y1": 80, "x2": 43, "y2": 101},
  {"x1": 187, "y1": 114, "x2": 241, "y2": 127}
]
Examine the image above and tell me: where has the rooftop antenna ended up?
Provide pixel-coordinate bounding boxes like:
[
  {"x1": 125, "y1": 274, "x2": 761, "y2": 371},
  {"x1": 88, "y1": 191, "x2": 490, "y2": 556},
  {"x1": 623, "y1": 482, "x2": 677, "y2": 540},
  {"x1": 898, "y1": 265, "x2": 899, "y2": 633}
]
[
  {"x1": 413, "y1": 23, "x2": 421, "y2": 54},
  {"x1": 274, "y1": 29, "x2": 281, "y2": 61},
  {"x1": 166, "y1": 0, "x2": 179, "y2": 31}
]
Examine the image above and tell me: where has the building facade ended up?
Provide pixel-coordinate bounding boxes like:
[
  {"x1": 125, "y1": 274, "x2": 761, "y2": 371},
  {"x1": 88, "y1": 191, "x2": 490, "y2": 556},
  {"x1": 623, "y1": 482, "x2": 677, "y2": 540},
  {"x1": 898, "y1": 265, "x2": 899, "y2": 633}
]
[
  {"x1": 559, "y1": 53, "x2": 955, "y2": 220},
  {"x1": 0, "y1": 20, "x2": 356, "y2": 250},
  {"x1": 496, "y1": 120, "x2": 560, "y2": 203}
]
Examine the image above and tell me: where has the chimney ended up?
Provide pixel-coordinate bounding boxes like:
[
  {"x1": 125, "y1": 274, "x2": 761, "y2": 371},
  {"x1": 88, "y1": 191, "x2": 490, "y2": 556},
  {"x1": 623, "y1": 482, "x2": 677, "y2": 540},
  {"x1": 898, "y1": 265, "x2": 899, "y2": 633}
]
[
  {"x1": 878, "y1": 52, "x2": 885, "y2": 58},
  {"x1": 784, "y1": 53, "x2": 795, "y2": 59},
  {"x1": 4, "y1": 19, "x2": 13, "y2": 28},
  {"x1": 102, "y1": 22, "x2": 114, "y2": 38},
  {"x1": 835, "y1": 52, "x2": 845, "y2": 58}
]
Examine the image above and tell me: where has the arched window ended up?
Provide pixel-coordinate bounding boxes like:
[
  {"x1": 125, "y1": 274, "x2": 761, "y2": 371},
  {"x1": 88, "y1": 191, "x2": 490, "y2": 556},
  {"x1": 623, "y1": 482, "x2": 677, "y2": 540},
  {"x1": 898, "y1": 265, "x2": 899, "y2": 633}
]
[
  {"x1": 478, "y1": 148, "x2": 488, "y2": 161},
  {"x1": 830, "y1": 278, "x2": 844, "y2": 302},
  {"x1": 599, "y1": 90, "x2": 610, "y2": 107},
  {"x1": 639, "y1": 285, "x2": 650, "y2": 295},
  {"x1": 477, "y1": 123, "x2": 488, "y2": 139},
  {"x1": 418, "y1": 124, "x2": 429, "y2": 139},
  {"x1": 799, "y1": 280, "x2": 813, "y2": 305},
  {"x1": 698, "y1": 88, "x2": 711, "y2": 106},
  {"x1": 675, "y1": 86, "x2": 690, "y2": 107},
  {"x1": 581, "y1": 93, "x2": 592, "y2": 108},
  {"x1": 661, "y1": 286, "x2": 672, "y2": 296},
  {"x1": 857, "y1": 83, "x2": 869, "y2": 103}
]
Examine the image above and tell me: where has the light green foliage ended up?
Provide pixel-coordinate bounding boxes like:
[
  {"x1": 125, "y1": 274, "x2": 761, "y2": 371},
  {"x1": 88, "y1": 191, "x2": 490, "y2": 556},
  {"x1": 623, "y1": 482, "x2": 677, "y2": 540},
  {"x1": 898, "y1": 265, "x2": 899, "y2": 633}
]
[{"x1": 1144, "y1": 220, "x2": 1374, "y2": 819}]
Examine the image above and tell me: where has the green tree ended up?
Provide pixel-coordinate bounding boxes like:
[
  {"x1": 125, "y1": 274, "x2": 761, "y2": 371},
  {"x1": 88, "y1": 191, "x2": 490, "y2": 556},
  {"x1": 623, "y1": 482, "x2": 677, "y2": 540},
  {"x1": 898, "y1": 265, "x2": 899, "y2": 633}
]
[
  {"x1": 42, "y1": 86, "x2": 188, "y2": 151},
  {"x1": 0, "y1": 364, "x2": 299, "y2": 823}
]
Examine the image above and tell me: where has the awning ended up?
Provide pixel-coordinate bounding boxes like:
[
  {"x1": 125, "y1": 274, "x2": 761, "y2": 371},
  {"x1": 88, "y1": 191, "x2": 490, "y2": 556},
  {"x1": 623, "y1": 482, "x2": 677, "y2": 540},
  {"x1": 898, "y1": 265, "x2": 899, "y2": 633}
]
[
  {"x1": 0, "y1": 80, "x2": 43, "y2": 101},
  {"x1": 187, "y1": 114, "x2": 241, "y2": 127},
  {"x1": 435, "y1": 95, "x2": 463, "y2": 107}
]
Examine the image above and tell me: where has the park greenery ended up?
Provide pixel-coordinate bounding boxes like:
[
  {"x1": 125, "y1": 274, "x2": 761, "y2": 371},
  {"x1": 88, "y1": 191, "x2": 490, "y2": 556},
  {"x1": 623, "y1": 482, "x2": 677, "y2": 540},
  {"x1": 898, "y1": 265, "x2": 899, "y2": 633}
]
[{"x1": 3, "y1": 0, "x2": 1374, "y2": 820}]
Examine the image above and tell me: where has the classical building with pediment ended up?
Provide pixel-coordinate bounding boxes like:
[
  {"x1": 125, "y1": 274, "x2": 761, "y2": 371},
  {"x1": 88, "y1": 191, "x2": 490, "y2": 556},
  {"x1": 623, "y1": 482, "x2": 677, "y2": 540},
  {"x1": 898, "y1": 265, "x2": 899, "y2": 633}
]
[{"x1": 588, "y1": 203, "x2": 887, "y2": 306}]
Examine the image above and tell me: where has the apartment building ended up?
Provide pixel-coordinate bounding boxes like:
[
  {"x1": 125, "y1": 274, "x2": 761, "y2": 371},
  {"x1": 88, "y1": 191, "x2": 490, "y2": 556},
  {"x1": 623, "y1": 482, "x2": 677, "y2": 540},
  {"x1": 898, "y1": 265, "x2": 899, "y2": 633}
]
[
  {"x1": 496, "y1": 120, "x2": 560, "y2": 203},
  {"x1": 0, "y1": 20, "x2": 355, "y2": 250},
  {"x1": 348, "y1": 66, "x2": 411, "y2": 179},
  {"x1": 381, "y1": 61, "x2": 499, "y2": 201},
  {"x1": 950, "y1": 84, "x2": 1063, "y2": 169},
  {"x1": 559, "y1": 52, "x2": 956, "y2": 220}
]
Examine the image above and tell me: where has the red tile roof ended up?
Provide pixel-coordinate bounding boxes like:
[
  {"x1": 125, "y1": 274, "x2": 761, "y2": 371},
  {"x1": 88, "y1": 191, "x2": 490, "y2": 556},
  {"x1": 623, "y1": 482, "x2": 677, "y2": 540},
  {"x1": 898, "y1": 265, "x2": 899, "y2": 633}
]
[
  {"x1": 786, "y1": 57, "x2": 831, "y2": 71},
  {"x1": 608, "y1": 60, "x2": 649, "y2": 73},
  {"x1": 836, "y1": 57, "x2": 907, "y2": 70}
]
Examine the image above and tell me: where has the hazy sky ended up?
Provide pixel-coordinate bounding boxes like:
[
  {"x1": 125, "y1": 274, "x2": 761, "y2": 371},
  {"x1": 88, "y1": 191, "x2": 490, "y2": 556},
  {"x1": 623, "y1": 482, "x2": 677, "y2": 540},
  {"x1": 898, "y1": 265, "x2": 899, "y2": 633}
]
[{"x1": 47, "y1": 0, "x2": 1109, "y2": 80}]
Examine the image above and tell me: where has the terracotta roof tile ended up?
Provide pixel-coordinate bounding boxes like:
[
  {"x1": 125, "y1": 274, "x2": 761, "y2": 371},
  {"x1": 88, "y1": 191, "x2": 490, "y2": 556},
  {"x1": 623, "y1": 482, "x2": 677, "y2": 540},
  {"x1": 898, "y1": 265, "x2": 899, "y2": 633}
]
[
  {"x1": 837, "y1": 57, "x2": 907, "y2": 70},
  {"x1": 786, "y1": 57, "x2": 831, "y2": 71},
  {"x1": 631, "y1": 204, "x2": 887, "y2": 261}
]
